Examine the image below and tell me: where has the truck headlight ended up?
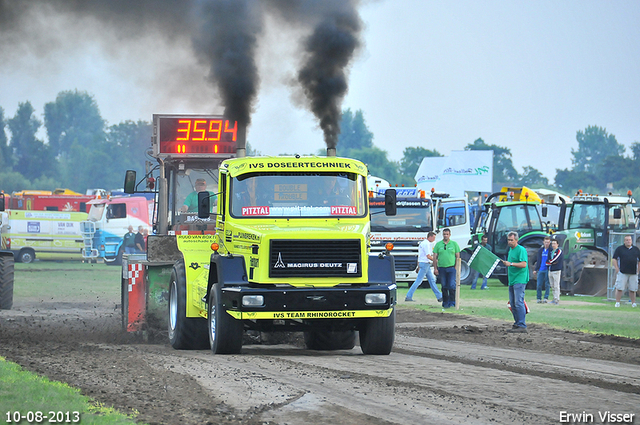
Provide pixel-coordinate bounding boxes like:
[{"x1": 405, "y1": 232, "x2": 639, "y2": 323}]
[
  {"x1": 242, "y1": 295, "x2": 265, "y2": 307},
  {"x1": 365, "y1": 293, "x2": 387, "y2": 305}
]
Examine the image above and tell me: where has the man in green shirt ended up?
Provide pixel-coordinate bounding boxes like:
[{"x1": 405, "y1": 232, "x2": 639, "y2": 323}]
[
  {"x1": 181, "y1": 178, "x2": 216, "y2": 213},
  {"x1": 433, "y1": 228, "x2": 461, "y2": 308},
  {"x1": 502, "y1": 231, "x2": 529, "y2": 332}
]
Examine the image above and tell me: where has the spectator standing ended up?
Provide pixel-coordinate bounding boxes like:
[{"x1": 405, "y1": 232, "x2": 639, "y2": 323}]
[
  {"x1": 502, "y1": 231, "x2": 529, "y2": 332},
  {"x1": 123, "y1": 226, "x2": 136, "y2": 255},
  {"x1": 405, "y1": 232, "x2": 443, "y2": 302},
  {"x1": 546, "y1": 238, "x2": 564, "y2": 305},
  {"x1": 433, "y1": 228, "x2": 460, "y2": 308},
  {"x1": 612, "y1": 235, "x2": 640, "y2": 308},
  {"x1": 134, "y1": 226, "x2": 145, "y2": 253},
  {"x1": 470, "y1": 235, "x2": 491, "y2": 290},
  {"x1": 534, "y1": 236, "x2": 551, "y2": 303}
]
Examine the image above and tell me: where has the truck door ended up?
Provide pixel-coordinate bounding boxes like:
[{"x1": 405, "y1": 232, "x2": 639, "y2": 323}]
[{"x1": 436, "y1": 198, "x2": 470, "y2": 249}]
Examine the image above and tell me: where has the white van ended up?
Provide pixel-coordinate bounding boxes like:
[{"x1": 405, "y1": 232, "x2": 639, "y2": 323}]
[{"x1": 1, "y1": 210, "x2": 88, "y2": 262}]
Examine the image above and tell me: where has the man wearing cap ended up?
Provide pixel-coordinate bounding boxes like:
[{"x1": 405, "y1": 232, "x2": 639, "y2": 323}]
[{"x1": 181, "y1": 178, "x2": 216, "y2": 213}]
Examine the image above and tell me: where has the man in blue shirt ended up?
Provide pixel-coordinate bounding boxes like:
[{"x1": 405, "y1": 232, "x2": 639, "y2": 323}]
[{"x1": 533, "y1": 236, "x2": 551, "y2": 303}]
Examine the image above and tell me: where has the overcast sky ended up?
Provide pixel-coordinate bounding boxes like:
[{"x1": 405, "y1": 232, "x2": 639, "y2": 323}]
[{"x1": 1, "y1": 0, "x2": 639, "y2": 183}]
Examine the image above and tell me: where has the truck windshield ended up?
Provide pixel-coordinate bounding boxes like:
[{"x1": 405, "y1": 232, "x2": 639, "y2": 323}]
[
  {"x1": 370, "y1": 199, "x2": 432, "y2": 232},
  {"x1": 568, "y1": 203, "x2": 605, "y2": 229},
  {"x1": 174, "y1": 169, "x2": 218, "y2": 215},
  {"x1": 230, "y1": 172, "x2": 366, "y2": 218},
  {"x1": 568, "y1": 203, "x2": 634, "y2": 231}
]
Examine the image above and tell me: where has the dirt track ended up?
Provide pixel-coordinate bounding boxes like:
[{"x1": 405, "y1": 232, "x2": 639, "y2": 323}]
[{"x1": 1, "y1": 296, "x2": 640, "y2": 425}]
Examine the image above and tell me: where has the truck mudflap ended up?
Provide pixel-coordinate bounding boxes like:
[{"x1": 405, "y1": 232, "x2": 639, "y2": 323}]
[{"x1": 122, "y1": 254, "x2": 148, "y2": 332}]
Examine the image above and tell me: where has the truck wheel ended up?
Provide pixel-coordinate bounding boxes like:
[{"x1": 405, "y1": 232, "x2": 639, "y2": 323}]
[
  {"x1": 498, "y1": 276, "x2": 509, "y2": 286},
  {"x1": 459, "y1": 250, "x2": 474, "y2": 285},
  {"x1": 168, "y1": 262, "x2": 208, "y2": 349},
  {"x1": 17, "y1": 248, "x2": 35, "y2": 264},
  {"x1": 106, "y1": 247, "x2": 124, "y2": 266},
  {"x1": 0, "y1": 255, "x2": 15, "y2": 310},
  {"x1": 208, "y1": 284, "x2": 243, "y2": 354},
  {"x1": 304, "y1": 330, "x2": 356, "y2": 350},
  {"x1": 359, "y1": 308, "x2": 395, "y2": 355}
]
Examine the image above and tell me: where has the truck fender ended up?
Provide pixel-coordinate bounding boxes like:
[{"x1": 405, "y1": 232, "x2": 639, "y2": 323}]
[
  {"x1": 104, "y1": 241, "x2": 125, "y2": 265},
  {"x1": 368, "y1": 254, "x2": 396, "y2": 285},
  {"x1": 206, "y1": 253, "x2": 249, "y2": 301},
  {"x1": 518, "y1": 234, "x2": 545, "y2": 249}
]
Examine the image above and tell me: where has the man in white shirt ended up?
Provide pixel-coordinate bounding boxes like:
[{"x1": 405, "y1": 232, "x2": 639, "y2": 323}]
[{"x1": 405, "y1": 231, "x2": 443, "y2": 302}]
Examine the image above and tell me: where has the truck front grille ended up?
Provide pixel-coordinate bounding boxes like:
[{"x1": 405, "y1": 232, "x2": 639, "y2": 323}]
[
  {"x1": 269, "y1": 239, "x2": 362, "y2": 278},
  {"x1": 393, "y1": 256, "x2": 418, "y2": 271}
]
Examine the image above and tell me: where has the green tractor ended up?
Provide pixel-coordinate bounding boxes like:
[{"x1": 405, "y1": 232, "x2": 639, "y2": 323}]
[
  {"x1": 552, "y1": 191, "x2": 636, "y2": 296},
  {"x1": 463, "y1": 187, "x2": 557, "y2": 288}
]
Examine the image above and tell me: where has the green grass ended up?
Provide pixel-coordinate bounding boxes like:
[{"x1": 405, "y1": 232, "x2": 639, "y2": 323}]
[
  {"x1": 4, "y1": 261, "x2": 134, "y2": 423},
  {"x1": 398, "y1": 278, "x2": 640, "y2": 339},
  {"x1": 4, "y1": 261, "x2": 638, "y2": 420},
  {"x1": 0, "y1": 357, "x2": 139, "y2": 425},
  {"x1": 14, "y1": 261, "x2": 121, "y2": 300}
]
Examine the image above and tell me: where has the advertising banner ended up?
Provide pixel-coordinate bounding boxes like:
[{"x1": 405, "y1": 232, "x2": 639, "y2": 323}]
[{"x1": 415, "y1": 150, "x2": 493, "y2": 197}]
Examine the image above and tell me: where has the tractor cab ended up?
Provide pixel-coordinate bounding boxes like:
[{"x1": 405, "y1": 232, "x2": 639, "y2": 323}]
[
  {"x1": 565, "y1": 193, "x2": 635, "y2": 248},
  {"x1": 484, "y1": 202, "x2": 544, "y2": 258},
  {"x1": 552, "y1": 191, "x2": 636, "y2": 296},
  {"x1": 469, "y1": 187, "x2": 550, "y2": 286},
  {"x1": 165, "y1": 160, "x2": 219, "y2": 233}
]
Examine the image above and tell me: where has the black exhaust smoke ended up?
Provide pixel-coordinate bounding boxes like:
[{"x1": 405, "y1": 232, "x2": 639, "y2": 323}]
[
  {"x1": 297, "y1": 8, "x2": 362, "y2": 150},
  {"x1": 0, "y1": 0, "x2": 363, "y2": 153},
  {"x1": 191, "y1": 0, "x2": 263, "y2": 154}
]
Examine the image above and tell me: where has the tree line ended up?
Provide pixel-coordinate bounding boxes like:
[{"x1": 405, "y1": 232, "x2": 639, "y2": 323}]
[
  {"x1": 0, "y1": 90, "x2": 150, "y2": 194},
  {"x1": 0, "y1": 91, "x2": 637, "y2": 198},
  {"x1": 337, "y1": 109, "x2": 640, "y2": 197}
]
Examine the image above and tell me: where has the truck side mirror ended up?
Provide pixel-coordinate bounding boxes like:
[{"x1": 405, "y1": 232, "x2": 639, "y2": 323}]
[
  {"x1": 613, "y1": 208, "x2": 622, "y2": 219},
  {"x1": 384, "y1": 189, "x2": 396, "y2": 216},
  {"x1": 541, "y1": 206, "x2": 548, "y2": 217},
  {"x1": 197, "y1": 191, "x2": 211, "y2": 219},
  {"x1": 124, "y1": 170, "x2": 137, "y2": 194}
]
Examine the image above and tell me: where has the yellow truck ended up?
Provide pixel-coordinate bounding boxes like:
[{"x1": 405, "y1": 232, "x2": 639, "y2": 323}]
[
  {"x1": 1, "y1": 209, "x2": 88, "y2": 263},
  {"x1": 121, "y1": 114, "x2": 398, "y2": 355}
]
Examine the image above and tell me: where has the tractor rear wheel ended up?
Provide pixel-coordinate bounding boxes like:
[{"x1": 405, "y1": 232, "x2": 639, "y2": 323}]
[{"x1": 0, "y1": 255, "x2": 14, "y2": 310}]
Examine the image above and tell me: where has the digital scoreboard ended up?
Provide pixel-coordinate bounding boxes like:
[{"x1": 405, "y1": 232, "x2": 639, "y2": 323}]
[{"x1": 152, "y1": 114, "x2": 239, "y2": 157}]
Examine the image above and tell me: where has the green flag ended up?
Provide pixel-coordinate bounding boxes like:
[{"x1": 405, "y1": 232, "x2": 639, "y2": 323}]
[{"x1": 468, "y1": 245, "x2": 500, "y2": 278}]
